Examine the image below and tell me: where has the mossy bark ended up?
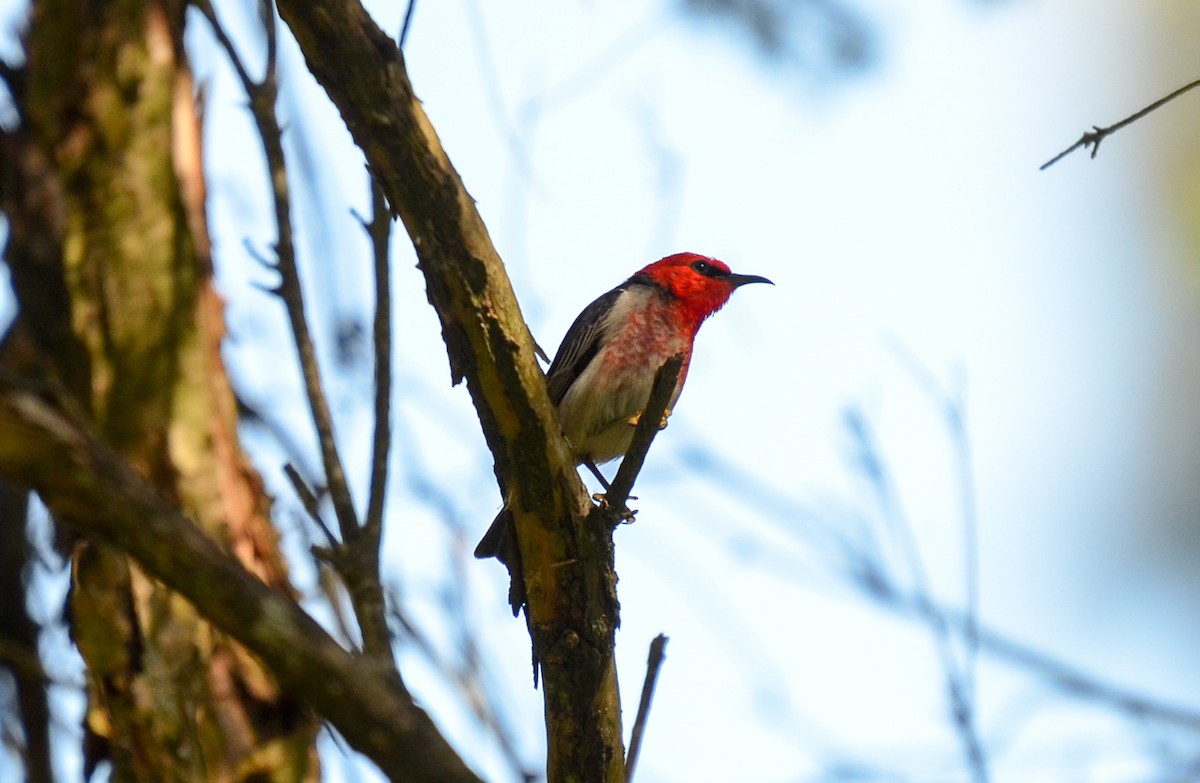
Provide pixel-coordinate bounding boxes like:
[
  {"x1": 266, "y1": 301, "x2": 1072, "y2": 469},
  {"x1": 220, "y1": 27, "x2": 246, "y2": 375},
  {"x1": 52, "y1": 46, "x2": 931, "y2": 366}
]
[{"x1": 6, "y1": 1, "x2": 319, "y2": 780}]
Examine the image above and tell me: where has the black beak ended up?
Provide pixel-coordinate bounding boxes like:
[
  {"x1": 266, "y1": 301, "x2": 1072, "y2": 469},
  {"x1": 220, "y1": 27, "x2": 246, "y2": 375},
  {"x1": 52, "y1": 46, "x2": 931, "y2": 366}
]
[{"x1": 723, "y1": 272, "x2": 774, "y2": 288}]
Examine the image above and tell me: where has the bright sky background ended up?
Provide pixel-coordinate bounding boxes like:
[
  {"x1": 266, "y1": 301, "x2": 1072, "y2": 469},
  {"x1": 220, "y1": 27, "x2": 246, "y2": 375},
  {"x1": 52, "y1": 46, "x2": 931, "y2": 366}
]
[{"x1": 4, "y1": 0, "x2": 1200, "y2": 782}]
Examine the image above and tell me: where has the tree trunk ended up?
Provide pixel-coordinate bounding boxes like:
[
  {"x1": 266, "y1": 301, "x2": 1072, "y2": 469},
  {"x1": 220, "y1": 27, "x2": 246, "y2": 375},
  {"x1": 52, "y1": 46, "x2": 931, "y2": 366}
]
[{"x1": 2, "y1": 1, "x2": 319, "y2": 780}]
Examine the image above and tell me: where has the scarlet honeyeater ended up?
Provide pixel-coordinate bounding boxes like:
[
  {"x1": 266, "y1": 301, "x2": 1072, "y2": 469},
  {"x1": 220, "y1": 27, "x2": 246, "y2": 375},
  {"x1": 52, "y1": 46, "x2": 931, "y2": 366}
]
[{"x1": 475, "y1": 251, "x2": 772, "y2": 561}]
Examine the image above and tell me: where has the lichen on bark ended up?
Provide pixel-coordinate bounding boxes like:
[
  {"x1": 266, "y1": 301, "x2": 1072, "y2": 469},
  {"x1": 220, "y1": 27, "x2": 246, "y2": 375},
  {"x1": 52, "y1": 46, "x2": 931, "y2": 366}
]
[{"x1": 11, "y1": 1, "x2": 319, "y2": 779}]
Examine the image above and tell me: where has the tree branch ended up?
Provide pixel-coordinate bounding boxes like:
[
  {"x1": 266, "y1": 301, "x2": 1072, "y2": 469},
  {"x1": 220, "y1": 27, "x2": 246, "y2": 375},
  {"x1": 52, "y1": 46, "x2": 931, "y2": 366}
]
[
  {"x1": 197, "y1": 0, "x2": 359, "y2": 539},
  {"x1": 687, "y1": 417, "x2": 1200, "y2": 735},
  {"x1": 1040, "y1": 77, "x2": 1200, "y2": 169},
  {"x1": 607, "y1": 354, "x2": 685, "y2": 511},
  {"x1": 0, "y1": 373, "x2": 482, "y2": 783},
  {"x1": 625, "y1": 634, "x2": 668, "y2": 783},
  {"x1": 399, "y1": 0, "x2": 418, "y2": 48},
  {"x1": 272, "y1": 3, "x2": 625, "y2": 779},
  {"x1": 361, "y1": 179, "x2": 393, "y2": 539},
  {"x1": 845, "y1": 408, "x2": 991, "y2": 782}
]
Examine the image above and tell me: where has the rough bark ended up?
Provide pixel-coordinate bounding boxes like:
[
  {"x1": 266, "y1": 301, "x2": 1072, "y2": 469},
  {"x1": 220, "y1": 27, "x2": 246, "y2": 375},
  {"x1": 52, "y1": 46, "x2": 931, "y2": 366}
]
[
  {"x1": 0, "y1": 377, "x2": 483, "y2": 783},
  {"x1": 0, "y1": 0, "x2": 486, "y2": 780},
  {"x1": 3, "y1": 0, "x2": 319, "y2": 780},
  {"x1": 273, "y1": 3, "x2": 627, "y2": 781}
]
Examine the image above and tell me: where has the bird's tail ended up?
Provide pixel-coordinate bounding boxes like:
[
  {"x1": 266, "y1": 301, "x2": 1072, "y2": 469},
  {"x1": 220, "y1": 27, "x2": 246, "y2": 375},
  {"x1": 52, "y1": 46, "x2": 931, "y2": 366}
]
[
  {"x1": 473, "y1": 507, "x2": 512, "y2": 559},
  {"x1": 474, "y1": 507, "x2": 525, "y2": 615}
]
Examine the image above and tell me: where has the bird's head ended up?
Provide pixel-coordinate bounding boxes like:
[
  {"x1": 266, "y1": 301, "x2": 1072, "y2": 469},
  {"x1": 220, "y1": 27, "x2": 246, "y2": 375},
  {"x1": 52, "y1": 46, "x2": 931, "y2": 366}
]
[{"x1": 634, "y1": 252, "x2": 773, "y2": 329}]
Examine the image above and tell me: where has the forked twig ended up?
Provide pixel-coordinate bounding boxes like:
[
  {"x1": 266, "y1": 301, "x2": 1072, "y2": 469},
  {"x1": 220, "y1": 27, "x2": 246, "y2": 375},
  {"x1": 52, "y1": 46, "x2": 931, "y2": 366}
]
[
  {"x1": 1041, "y1": 77, "x2": 1200, "y2": 169},
  {"x1": 195, "y1": 0, "x2": 358, "y2": 540},
  {"x1": 845, "y1": 409, "x2": 990, "y2": 782},
  {"x1": 196, "y1": 0, "x2": 395, "y2": 662}
]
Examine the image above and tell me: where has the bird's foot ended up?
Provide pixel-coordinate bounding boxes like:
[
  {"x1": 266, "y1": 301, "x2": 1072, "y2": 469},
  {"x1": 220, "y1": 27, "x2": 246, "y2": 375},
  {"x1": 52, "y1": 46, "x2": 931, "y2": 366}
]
[
  {"x1": 592, "y1": 492, "x2": 638, "y2": 523},
  {"x1": 627, "y1": 408, "x2": 672, "y2": 429}
]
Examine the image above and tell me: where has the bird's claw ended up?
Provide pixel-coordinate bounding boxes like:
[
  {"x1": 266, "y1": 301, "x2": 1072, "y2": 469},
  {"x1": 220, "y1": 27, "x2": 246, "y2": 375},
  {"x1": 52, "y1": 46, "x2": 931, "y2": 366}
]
[
  {"x1": 591, "y1": 492, "x2": 638, "y2": 504},
  {"x1": 627, "y1": 408, "x2": 672, "y2": 429},
  {"x1": 592, "y1": 493, "x2": 638, "y2": 523}
]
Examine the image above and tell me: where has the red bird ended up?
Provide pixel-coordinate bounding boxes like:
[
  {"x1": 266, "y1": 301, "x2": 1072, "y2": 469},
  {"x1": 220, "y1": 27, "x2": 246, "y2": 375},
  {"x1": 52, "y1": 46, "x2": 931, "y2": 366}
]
[{"x1": 475, "y1": 251, "x2": 772, "y2": 560}]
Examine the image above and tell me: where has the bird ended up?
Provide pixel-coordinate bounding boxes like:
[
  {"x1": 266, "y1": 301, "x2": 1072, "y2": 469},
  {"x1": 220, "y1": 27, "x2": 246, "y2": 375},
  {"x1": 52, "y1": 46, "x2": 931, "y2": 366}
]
[{"x1": 474, "y1": 251, "x2": 772, "y2": 564}]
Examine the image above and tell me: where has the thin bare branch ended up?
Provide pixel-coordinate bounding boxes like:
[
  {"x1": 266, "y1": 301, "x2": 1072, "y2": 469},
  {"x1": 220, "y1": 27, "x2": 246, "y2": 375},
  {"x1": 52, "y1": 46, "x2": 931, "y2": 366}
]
[
  {"x1": 363, "y1": 179, "x2": 393, "y2": 538},
  {"x1": 197, "y1": 0, "x2": 401, "y2": 663},
  {"x1": 845, "y1": 409, "x2": 990, "y2": 783},
  {"x1": 625, "y1": 634, "x2": 668, "y2": 783},
  {"x1": 193, "y1": 0, "x2": 254, "y2": 88},
  {"x1": 386, "y1": 582, "x2": 534, "y2": 782},
  {"x1": 1041, "y1": 77, "x2": 1200, "y2": 169},
  {"x1": 195, "y1": 0, "x2": 359, "y2": 541},
  {"x1": 462, "y1": 0, "x2": 534, "y2": 178},
  {"x1": 928, "y1": 595, "x2": 1200, "y2": 733},
  {"x1": 282, "y1": 462, "x2": 337, "y2": 545},
  {"x1": 689, "y1": 437, "x2": 1200, "y2": 735},
  {"x1": 607, "y1": 354, "x2": 686, "y2": 510},
  {"x1": 261, "y1": 0, "x2": 277, "y2": 81},
  {"x1": 399, "y1": 0, "x2": 418, "y2": 48},
  {"x1": 886, "y1": 344, "x2": 981, "y2": 699}
]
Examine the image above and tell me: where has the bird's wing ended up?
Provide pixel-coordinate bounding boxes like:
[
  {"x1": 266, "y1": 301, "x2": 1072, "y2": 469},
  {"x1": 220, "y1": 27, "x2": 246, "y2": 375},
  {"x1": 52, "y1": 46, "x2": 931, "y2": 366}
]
[{"x1": 545, "y1": 286, "x2": 625, "y2": 405}]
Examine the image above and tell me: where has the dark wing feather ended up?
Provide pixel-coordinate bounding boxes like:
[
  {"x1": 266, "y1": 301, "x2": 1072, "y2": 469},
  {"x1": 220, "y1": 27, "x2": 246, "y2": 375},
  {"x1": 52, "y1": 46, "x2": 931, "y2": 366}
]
[{"x1": 545, "y1": 286, "x2": 625, "y2": 405}]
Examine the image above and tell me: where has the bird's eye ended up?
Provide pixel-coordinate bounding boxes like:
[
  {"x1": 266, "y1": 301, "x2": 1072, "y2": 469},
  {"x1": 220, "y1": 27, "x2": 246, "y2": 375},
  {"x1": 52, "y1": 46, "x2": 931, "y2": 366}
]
[{"x1": 691, "y1": 259, "x2": 711, "y2": 274}]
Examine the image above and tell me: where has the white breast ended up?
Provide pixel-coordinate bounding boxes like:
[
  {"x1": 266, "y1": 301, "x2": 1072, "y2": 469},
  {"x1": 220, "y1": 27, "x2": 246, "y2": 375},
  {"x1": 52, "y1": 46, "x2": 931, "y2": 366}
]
[{"x1": 556, "y1": 286, "x2": 690, "y2": 465}]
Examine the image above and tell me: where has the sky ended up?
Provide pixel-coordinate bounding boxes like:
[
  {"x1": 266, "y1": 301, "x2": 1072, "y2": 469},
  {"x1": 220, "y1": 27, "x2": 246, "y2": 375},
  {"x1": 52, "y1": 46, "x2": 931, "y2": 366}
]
[{"x1": 4, "y1": 0, "x2": 1200, "y2": 781}]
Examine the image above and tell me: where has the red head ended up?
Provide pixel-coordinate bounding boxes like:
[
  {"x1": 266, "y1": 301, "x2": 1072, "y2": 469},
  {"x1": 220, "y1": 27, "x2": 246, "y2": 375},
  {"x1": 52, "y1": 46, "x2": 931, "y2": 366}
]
[{"x1": 633, "y1": 252, "x2": 773, "y2": 332}]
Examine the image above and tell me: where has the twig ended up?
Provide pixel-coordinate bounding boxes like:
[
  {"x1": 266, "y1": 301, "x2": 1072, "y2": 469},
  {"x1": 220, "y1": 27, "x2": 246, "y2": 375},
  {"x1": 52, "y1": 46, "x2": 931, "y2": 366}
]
[
  {"x1": 1040, "y1": 77, "x2": 1200, "y2": 170},
  {"x1": 195, "y1": 0, "x2": 359, "y2": 539},
  {"x1": 282, "y1": 462, "x2": 337, "y2": 546},
  {"x1": 934, "y1": 595, "x2": 1200, "y2": 733},
  {"x1": 361, "y1": 179, "x2": 393, "y2": 538},
  {"x1": 197, "y1": 0, "x2": 396, "y2": 663},
  {"x1": 887, "y1": 344, "x2": 981, "y2": 703},
  {"x1": 846, "y1": 410, "x2": 991, "y2": 783},
  {"x1": 399, "y1": 0, "x2": 418, "y2": 49},
  {"x1": 461, "y1": 0, "x2": 535, "y2": 179},
  {"x1": 193, "y1": 0, "x2": 253, "y2": 92},
  {"x1": 236, "y1": 393, "x2": 322, "y2": 482},
  {"x1": 260, "y1": 0, "x2": 277, "y2": 71},
  {"x1": 607, "y1": 353, "x2": 685, "y2": 510},
  {"x1": 683, "y1": 428, "x2": 1200, "y2": 734},
  {"x1": 387, "y1": 581, "x2": 534, "y2": 782},
  {"x1": 625, "y1": 634, "x2": 668, "y2": 783}
]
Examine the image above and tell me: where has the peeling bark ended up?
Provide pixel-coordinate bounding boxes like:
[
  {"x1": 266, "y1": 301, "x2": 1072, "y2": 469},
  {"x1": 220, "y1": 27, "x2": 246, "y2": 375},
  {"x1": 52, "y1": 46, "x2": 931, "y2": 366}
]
[{"x1": 5, "y1": 1, "x2": 318, "y2": 779}]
